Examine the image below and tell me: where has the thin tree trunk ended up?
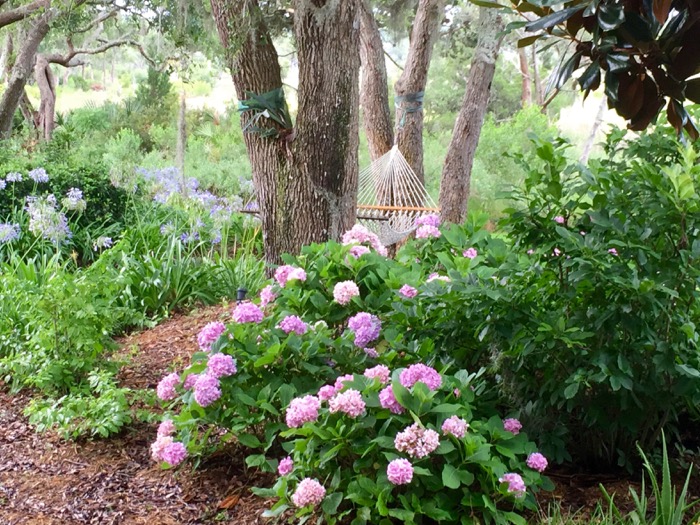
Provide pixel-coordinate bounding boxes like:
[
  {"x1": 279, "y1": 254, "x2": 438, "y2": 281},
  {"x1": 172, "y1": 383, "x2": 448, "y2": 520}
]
[
  {"x1": 439, "y1": 7, "x2": 504, "y2": 224},
  {"x1": 518, "y1": 46, "x2": 531, "y2": 107},
  {"x1": 0, "y1": 33, "x2": 13, "y2": 82},
  {"x1": 35, "y1": 54, "x2": 56, "y2": 140},
  {"x1": 532, "y1": 43, "x2": 544, "y2": 105},
  {"x1": 359, "y1": 0, "x2": 393, "y2": 161},
  {"x1": 18, "y1": 88, "x2": 38, "y2": 129},
  {"x1": 210, "y1": 0, "x2": 360, "y2": 264},
  {"x1": 0, "y1": 13, "x2": 51, "y2": 138},
  {"x1": 394, "y1": 0, "x2": 444, "y2": 185},
  {"x1": 579, "y1": 97, "x2": 607, "y2": 163}
]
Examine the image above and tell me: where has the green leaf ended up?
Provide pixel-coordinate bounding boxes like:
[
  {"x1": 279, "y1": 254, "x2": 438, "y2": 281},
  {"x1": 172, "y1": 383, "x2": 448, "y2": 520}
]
[
  {"x1": 237, "y1": 433, "x2": 262, "y2": 448},
  {"x1": 518, "y1": 35, "x2": 543, "y2": 48},
  {"x1": 525, "y1": 6, "x2": 585, "y2": 32},
  {"x1": 322, "y1": 492, "x2": 344, "y2": 515},
  {"x1": 442, "y1": 464, "x2": 461, "y2": 489},
  {"x1": 597, "y1": 4, "x2": 626, "y2": 31},
  {"x1": 564, "y1": 383, "x2": 579, "y2": 399},
  {"x1": 469, "y1": 0, "x2": 507, "y2": 6}
]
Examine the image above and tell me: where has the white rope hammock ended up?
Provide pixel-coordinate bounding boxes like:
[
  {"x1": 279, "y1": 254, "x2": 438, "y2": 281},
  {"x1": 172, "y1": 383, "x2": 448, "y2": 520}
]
[{"x1": 356, "y1": 145, "x2": 439, "y2": 245}]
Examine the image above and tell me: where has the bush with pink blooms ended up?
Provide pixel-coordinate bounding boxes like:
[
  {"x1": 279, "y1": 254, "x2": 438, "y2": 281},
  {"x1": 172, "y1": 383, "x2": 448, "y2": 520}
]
[{"x1": 258, "y1": 367, "x2": 552, "y2": 524}]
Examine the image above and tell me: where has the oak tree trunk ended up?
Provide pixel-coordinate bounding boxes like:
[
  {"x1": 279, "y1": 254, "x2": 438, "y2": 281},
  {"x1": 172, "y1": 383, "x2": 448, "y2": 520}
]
[
  {"x1": 518, "y1": 46, "x2": 531, "y2": 107},
  {"x1": 0, "y1": 12, "x2": 50, "y2": 138},
  {"x1": 359, "y1": 0, "x2": 393, "y2": 161},
  {"x1": 211, "y1": 0, "x2": 360, "y2": 265},
  {"x1": 439, "y1": 7, "x2": 503, "y2": 224},
  {"x1": 394, "y1": 0, "x2": 443, "y2": 184},
  {"x1": 35, "y1": 54, "x2": 56, "y2": 141}
]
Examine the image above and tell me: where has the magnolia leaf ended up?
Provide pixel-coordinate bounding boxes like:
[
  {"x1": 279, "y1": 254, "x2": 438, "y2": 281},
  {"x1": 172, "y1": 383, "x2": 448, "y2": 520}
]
[
  {"x1": 525, "y1": 6, "x2": 585, "y2": 32},
  {"x1": 597, "y1": 4, "x2": 626, "y2": 31},
  {"x1": 518, "y1": 34, "x2": 543, "y2": 47}
]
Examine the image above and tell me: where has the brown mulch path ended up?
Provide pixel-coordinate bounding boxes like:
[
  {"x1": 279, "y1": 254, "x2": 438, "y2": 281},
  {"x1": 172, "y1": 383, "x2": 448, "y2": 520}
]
[{"x1": 0, "y1": 303, "x2": 275, "y2": 525}]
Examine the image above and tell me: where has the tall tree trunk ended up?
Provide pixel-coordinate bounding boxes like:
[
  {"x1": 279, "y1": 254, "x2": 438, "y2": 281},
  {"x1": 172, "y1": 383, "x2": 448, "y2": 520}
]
[
  {"x1": 518, "y1": 46, "x2": 531, "y2": 107},
  {"x1": 0, "y1": 13, "x2": 51, "y2": 138},
  {"x1": 532, "y1": 43, "x2": 544, "y2": 106},
  {"x1": 35, "y1": 54, "x2": 56, "y2": 141},
  {"x1": 394, "y1": 0, "x2": 443, "y2": 184},
  {"x1": 0, "y1": 32, "x2": 13, "y2": 82},
  {"x1": 439, "y1": 7, "x2": 503, "y2": 224},
  {"x1": 579, "y1": 97, "x2": 607, "y2": 164},
  {"x1": 211, "y1": 0, "x2": 360, "y2": 264},
  {"x1": 359, "y1": 0, "x2": 393, "y2": 161}
]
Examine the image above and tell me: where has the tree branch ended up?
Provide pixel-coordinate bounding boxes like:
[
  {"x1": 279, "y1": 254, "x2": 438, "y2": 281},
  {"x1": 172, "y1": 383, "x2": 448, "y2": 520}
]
[
  {"x1": 46, "y1": 38, "x2": 156, "y2": 68},
  {"x1": 72, "y1": 8, "x2": 118, "y2": 34},
  {"x1": 384, "y1": 49, "x2": 403, "y2": 71},
  {"x1": 0, "y1": 0, "x2": 49, "y2": 30}
]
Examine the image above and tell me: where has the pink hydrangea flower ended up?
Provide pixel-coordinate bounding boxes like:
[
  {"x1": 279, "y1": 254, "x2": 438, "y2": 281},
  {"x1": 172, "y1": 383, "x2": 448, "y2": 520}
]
[
  {"x1": 278, "y1": 315, "x2": 308, "y2": 335},
  {"x1": 554, "y1": 216, "x2": 565, "y2": 224},
  {"x1": 399, "y1": 364, "x2": 442, "y2": 391},
  {"x1": 334, "y1": 374, "x2": 354, "y2": 391},
  {"x1": 499, "y1": 473, "x2": 526, "y2": 497},
  {"x1": 286, "y1": 395, "x2": 321, "y2": 428},
  {"x1": 426, "y1": 272, "x2": 450, "y2": 283},
  {"x1": 503, "y1": 418, "x2": 522, "y2": 434},
  {"x1": 379, "y1": 385, "x2": 404, "y2": 414},
  {"x1": 259, "y1": 285, "x2": 277, "y2": 307},
  {"x1": 527, "y1": 452, "x2": 548, "y2": 472},
  {"x1": 608, "y1": 248, "x2": 618, "y2": 256},
  {"x1": 193, "y1": 373, "x2": 222, "y2": 407},
  {"x1": 415, "y1": 214, "x2": 441, "y2": 228},
  {"x1": 347, "y1": 312, "x2": 381, "y2": 348},
  {"x1": 333, "y1": 280, "x2": 360, "y2": 305},
  {"x1": 291, "y1": 478, "x2": 326, "y2": 507},
  {"x1": 348, "y1": 245, "x2": 371, "y2": 258},
  {"x1": 151, "y1": 435, "x2": 172, "y2": 461},
  {"x1": 399, "y1": 284, "x2": 417, "y2": 298},
  {"x1": 207, "y1": 353, "x2": 237, "y2": 378},
  {"x1": 395, "y1": 423, "x2": 440, "y2": 459},
  {"x1": 274, "y1": 265, "x2": 307, "y2": 287},
  {"x1": 341, "y1": 224, "x2": 388, "y2": 256},
  {"x1": 463, "y1": 247, "x2": 478, "y2": 259},
  {"x1": 318, "y1": 385, "x2": 337, "y2": 401},
  {"x1": 197, "y1": 321, "x2": 226, "y2": 351},
  {"x1": 278, "y1": 456, "x2": 294, "y2": 476},
  {"x1": 329, "y1": 389, "x2": 366, "y2": 418},
  {"x1": 363, "y1": 365, "x2": 391, "y2": 384},
  {"x1": 387, "y1": 458, "x2": 414, "y2": 485},
  {"x1": 161, "y1": 441, "x2": 188, "y2": 466},
  {"x1": 441, "y1": 416, "x2": 469, "y2": 438},
  {"x1": 183, "y1": 373, "x2": 199, "y2": 390},
  {"x1": 415, "y1": 225, "x2": 441, "y2": 239},
  {"x1": 157, "y1": 419, "x2": 176, "y2": 437},
  {"x1": 157, "y1": 372, "x2": 180, "y2": 401},
  {"x1": 232, "y1": 302, "x2": 264, "y2": 323},
  {"x1": 364, "y1": 347, "x2": 379, "y2": 358}
]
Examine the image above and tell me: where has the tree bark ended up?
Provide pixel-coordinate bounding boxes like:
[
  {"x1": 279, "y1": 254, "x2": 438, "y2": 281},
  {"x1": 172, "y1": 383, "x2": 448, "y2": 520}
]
[
  {"x1": 579, "y1": 97, "x2": 607, "y2": 164},
  {"x1": 210, "y1": 0, "x2": 360, "y2": 264},
  {"x1": 394, "y1": 0, "x2": 444, "y2": 185},
  {"x1": 359, "y1": 0, "x2": 393, "y2": 161},
  {"x1": 0, "y1": 32, "x2": 12, "y2": 82},
  {"x1": 518, "y1": 46, "x2": 531, "y2": 107},
  {"x1": 532, "y1": 43, "x2": 544, "y2": 105},
  {"x1": 35, "y1": 54, "x2": 56, "y2": 140},
  {"x1": 0, "y1": 0, "x2": 49, "y2": 30},
  {"x1": 439, "y1": 7, "x2": 504, "y2": 224},
  {"x1": 0, "y1": 12, "x2": 51, "y2": 139}
]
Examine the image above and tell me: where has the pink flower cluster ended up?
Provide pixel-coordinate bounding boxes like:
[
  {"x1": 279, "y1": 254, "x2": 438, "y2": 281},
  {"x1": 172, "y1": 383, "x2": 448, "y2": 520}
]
[
  {"x1": 278, "y1": 456, "x2": 294, "y2": 476},
  {"x1": 347, "y1": 312, "x2": 381, "y2": 348},
  {"x1": 386, "y1": 458, "x2": 414, "y2": 485},
  {"x1": 499, "y1": 473, "x2": 526, "y2": 497},
  {"x1": 183, "y1": 373, "x2": 199, "y2": 390},
  {"x1": 207, "y1": 353, "x2": 237, "y2": 378},
  {"x1": 333, "y1": 280, "x2": 360, "y2": 305},
  {"x1": 197, "y1": 321, "x2": 226, "y2": 351},
  {"x1": 441, "y1": 416, "x2": 469, "y2": 438},
  {"x1": 527, "y1": 452, "x2": 548, "y2": 472},
  {"x1": 157, "y1": 373, "x2": 180, "y2": 401},
  {"x1": 608, "y1": 247, "x2": 618, "y2": 256},
  {"x1": 503, "y1": 418, "x2": 522, "y2": 434},
  {"x1": 363, "y1": 365, "x2": 391, "y2": 384},
  {"x1": 364, "y1": 347, "x2": 379, "y2": 358},
  {"x1": 415, "y1": 214, "x2": 440, "y2": 228},
  {"x1": 151, "y1": 436, "x2": 188, "y2": 466},
  {"x1": 157, "y1": 419, "x2": 175, "y2": 437},
  {"x1": 278, "y1": 315, "x2": 308, "y2": 335},
  {"x1": 286, "y1": 395, "x2": 321, "y2": 428},
  {"x1": 259, "y1": 285, "x2": 277, "y2": 307},
  {"x1": 274, "y1": 265, "x2": 307, "y2": 287},
  {"x1": 329, "y1": 389, "x2": 366, "y2": 418},
  {"x1": 554, "y1": 215, "x2": 565, "y2": 224},
  {"x1": 399, "y1": 284, "x2": 417, "y2": 298},
  {"x1": 341, "y1": 224, "x2": 388, "y2": 256},
  {"x1": 399, "y1": 364, "x2": 442, "y2": 391},
  {"x1": 348, "y1": 245, "x2": 371, "y2": 259},
  {"x1": 379, "y1": 385, "x2": 404, "y2": 414},
  {"x1": 193, "y1": 373, "x2": 222, "y2": 407},
  {"x1": 395, "y1": 423, "x2": 440, "y2": 459},
  {"x1": 334, "y1": 374, "x2": 354, "y2": 390},
  {"x1": 232, "y1": 302, "x2": 264, "y2": 323},
  {"x1": 317, "y1": 384, "x2": 337, "y2": 401},
  {"x1": 463, "y1": 247, "x2": 478, "y2": 259},
  {"x1": 291, "y1": 478, "x2": 326, "y2": 507},
  {"x1": 415, "y1": 225, "x2": 441, "y2": 239},
  {"x1": 426, "y1": 272, "x2": 450, "y2": 283}
]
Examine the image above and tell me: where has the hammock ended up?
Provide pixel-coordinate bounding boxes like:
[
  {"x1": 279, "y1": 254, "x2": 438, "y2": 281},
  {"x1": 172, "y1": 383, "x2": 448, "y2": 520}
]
[{"x1": 356, "y1": 145, "x2": 439, "y2": 245}]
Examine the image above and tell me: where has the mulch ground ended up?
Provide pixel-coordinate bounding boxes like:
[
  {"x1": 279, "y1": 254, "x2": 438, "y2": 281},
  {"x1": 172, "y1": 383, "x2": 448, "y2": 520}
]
[{"x1": 0, "y1": 303, "x2": 696, "y2": 524}]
